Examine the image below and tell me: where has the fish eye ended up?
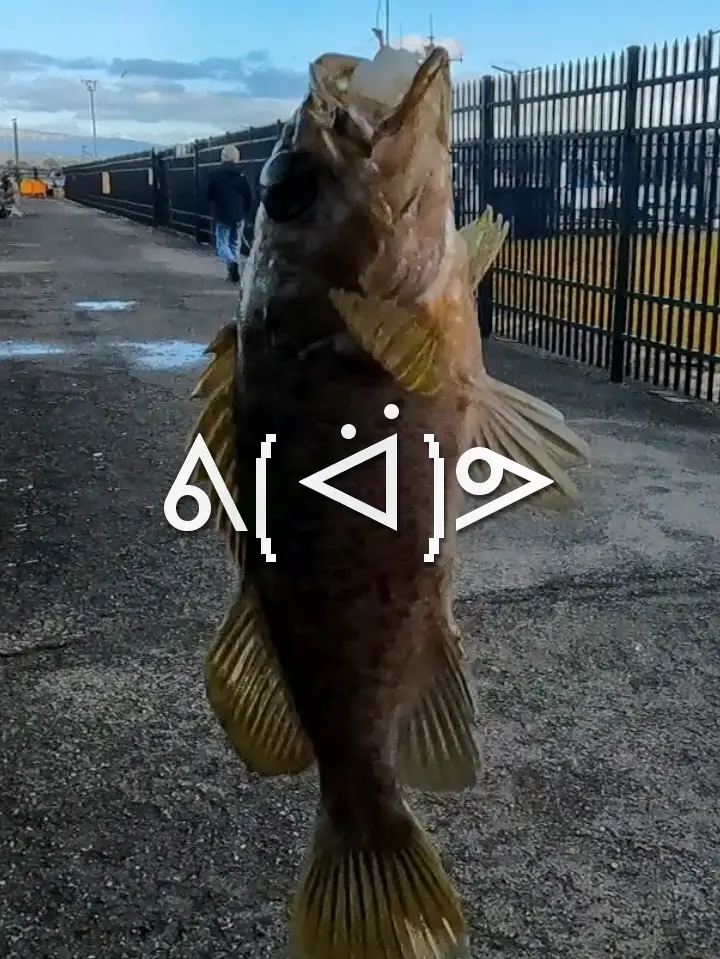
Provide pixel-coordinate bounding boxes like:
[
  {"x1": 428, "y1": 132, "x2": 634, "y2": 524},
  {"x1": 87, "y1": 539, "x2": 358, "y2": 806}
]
[{"x1": 260, "y1": 149, "x2": 320, "y2": 223}]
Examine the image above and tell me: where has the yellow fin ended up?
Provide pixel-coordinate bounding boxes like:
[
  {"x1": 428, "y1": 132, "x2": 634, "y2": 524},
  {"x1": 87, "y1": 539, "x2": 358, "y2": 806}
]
[
  {"x1": 398, "y1": 631, "x2": 479, "y2": 793},
  {"x1": 470, "y1": 374, "x2": 591, "y2": 508},
  {"x1": 205, "y1": 587, "x2": 315, "y2": 776},
  {"x1": 291, "y1": 806, "x2": 466, "y2": 959},
  {"x1": 189, "y1": 406, "x2": 234, "y2": 485},
  {"x1": 204, "y1": 320, "x2": 237, "y2": 358},
  {"x1": 186, "y1": 321, "x2": 240, "y2": 517},
  {"x1": 329, "y1": 289, "x2": 445, "y2": 397},
  {"x1": 191, "y1": 343, "x2": 235, "y2": 400},
  {"x1": 459, "y1": 206, "x2": 510, "y2": 290}
]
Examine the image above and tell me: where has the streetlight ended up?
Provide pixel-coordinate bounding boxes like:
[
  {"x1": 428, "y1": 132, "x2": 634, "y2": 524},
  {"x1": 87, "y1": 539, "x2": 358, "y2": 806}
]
[
  {"x1": 80, "y1": 79, "x2": 99, "y2": 158},
  {"x1": 11, "y1": 117, "x2": 20, "y2": 175}
]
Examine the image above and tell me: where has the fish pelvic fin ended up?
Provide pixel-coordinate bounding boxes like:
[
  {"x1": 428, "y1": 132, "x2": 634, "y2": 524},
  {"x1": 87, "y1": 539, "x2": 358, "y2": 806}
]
[
  {"x1": 291, "y1": 806, "x2": 467, "y2": 959},
  {"x1": 398, "y1": 628, "x2": 479, "y2": 793},
  {"x1": 205, "y1": 586, "x2": 315, "y2": 776},
  {"x1": 328, "y1": 289, "x2": 445, "y2": 397},
  {"x1": 458, "y1": 206, "x2": 510, "y2": 290},
  {"x1": 469, "y1": 374, "x2": 591, "y2": 509}
]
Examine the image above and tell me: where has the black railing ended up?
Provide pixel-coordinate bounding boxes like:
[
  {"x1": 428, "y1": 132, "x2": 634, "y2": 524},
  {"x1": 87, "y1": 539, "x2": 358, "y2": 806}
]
[
  {"x1": 453, "y1": 32, "x2": 720, "y2": 403},
  {"x1": 64, "y1": 123, "x2": 283, "y2": 246},
  {"x1": 64, "y1": 31, "x2": 720, "y2": 403}
]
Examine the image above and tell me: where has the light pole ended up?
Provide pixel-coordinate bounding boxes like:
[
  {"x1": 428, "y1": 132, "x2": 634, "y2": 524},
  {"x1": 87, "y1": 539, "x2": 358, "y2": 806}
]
[
  {"x1": 11, "y1": 117, "x2": 20, "y2": 176},
  {"x1": 80, "y1": 79, "x2": 99, "y2": 158}
]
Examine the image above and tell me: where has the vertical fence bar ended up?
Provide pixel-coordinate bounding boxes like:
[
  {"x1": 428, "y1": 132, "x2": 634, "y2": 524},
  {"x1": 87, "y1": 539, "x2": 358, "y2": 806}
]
[
  {"x1": 609, "y1": 45, "x2": 641, "y2": 382},
  {"x1": 150, "y1": 149, "x2": 160, "y2": 227},
  {"x1": 193, "y1": 140, "x2": 201, "y2": 244},
  {"x1": 478, "y1": 74, "x2": 495, "y2": 339}
]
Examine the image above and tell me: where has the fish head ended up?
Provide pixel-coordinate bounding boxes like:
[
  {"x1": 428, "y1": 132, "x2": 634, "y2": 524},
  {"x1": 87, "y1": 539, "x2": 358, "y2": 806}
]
[{"x1": 254, "y1": 44, "x2": 456, "y2": 303}]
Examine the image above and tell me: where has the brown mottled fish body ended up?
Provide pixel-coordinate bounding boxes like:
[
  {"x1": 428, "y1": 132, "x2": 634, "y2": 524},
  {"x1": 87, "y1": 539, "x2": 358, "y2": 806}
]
[{"x1": 187, "y1": 39, "x2": 590, "y2": 959}]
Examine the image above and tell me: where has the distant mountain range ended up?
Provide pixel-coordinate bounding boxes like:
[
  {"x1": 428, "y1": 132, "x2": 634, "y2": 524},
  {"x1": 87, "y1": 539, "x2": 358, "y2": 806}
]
[{"x1": 0, "y1": 127, "x2": 159, "y2": 165}]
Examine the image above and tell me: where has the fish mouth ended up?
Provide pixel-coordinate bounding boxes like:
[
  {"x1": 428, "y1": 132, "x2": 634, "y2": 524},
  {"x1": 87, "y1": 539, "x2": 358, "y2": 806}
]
[{"x1": 307, "y1": 45, "x2": 451, "y2": 153}]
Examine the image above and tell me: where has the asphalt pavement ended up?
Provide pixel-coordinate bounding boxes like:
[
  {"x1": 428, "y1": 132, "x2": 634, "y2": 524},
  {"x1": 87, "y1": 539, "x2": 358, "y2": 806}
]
[{"x1": 1, "y1": 201, "x2": 719, "y2": 959}]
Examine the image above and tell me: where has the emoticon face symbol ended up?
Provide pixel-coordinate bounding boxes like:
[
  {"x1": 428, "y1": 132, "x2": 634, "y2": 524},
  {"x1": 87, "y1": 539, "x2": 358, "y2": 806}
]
[{"x1": 165, "y1": 406, "x2": 554, "y2": 561}]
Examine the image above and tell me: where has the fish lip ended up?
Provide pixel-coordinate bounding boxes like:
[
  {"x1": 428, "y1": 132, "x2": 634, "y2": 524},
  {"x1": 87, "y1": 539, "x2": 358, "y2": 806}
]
[
  {"x1": 308, "y1": 45, "x2": 451, "y2": 137},
  {"x1": 374, "y1": 45, "x2": 451, "y2": 140},
  {"x1": 309, "y1": 53, "x2": 364, "y2": 113}
]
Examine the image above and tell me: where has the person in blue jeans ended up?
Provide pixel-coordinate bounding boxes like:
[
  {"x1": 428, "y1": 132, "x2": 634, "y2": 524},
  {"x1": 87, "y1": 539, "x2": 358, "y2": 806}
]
[{"x1": 206, "y1": 144, "x2": 253, "y2": 283}]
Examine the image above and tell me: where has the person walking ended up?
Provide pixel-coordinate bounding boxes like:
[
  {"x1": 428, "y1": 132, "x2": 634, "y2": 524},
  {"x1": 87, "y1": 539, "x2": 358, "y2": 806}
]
[
  {"x1": 1, "y1": 173, "x2": 23, "y2": 217},
  {"x1": 205, "y1": 144, "x2": 253, "y2": 284}
]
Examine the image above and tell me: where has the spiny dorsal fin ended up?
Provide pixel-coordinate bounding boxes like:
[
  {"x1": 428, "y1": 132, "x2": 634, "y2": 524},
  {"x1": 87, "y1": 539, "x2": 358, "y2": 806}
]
[{"x1": 185, "y1": 322, "x2": 243, "y2": 560}]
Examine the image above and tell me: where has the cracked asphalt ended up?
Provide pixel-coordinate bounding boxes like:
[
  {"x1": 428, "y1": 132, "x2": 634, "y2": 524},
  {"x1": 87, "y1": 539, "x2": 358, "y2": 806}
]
[{"x1": 1, "y1": 201, "x2": 719, "y2": 958}]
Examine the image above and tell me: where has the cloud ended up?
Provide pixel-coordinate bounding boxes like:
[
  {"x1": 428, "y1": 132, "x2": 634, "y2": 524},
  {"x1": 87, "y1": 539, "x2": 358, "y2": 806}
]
[
  {"x1": 0, "y1": 46, "x2": 308, "y2": 142},
  {"x1": 397, "y1": 35, "x2": 464, "y2": 61}
]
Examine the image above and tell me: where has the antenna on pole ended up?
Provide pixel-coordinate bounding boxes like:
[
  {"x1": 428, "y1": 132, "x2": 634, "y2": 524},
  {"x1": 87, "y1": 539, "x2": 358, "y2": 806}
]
[{"x1": 423, "y1": 15, "x2": 463, "y2": 62}]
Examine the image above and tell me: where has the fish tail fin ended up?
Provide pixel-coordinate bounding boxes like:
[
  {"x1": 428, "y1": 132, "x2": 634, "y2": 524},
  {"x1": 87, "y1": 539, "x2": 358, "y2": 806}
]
[
  {"x1": 291, "y1": 805, "x2": 466, "y2": 959},
  {"x1": 470, "y1": 374, "x2": 591, "y2": 508},
  {"x1": 459, "y1": 206, "x2": 510, "y2": 290}
]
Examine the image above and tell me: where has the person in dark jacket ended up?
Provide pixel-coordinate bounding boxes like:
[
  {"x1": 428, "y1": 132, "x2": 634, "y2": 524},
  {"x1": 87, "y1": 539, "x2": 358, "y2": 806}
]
[{"x1": 206, "y1": 144, "x2": 253, "y2": 283}]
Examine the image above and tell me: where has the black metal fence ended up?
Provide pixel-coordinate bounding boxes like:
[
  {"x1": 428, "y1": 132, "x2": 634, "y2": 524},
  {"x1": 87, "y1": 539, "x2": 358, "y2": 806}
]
[
  {"x1": 65, "y1": 31, "x2": 720, "y2": 403},
  {"x1": 453, "y1": 32, "x2": 720, "y2": 403},
  {"x1": 64, "y1": 124, "x2": 283, "y2": 245}
]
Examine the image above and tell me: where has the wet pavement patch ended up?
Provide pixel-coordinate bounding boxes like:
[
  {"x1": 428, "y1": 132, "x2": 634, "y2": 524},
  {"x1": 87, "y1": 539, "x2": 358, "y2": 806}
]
[
  {"x1": 74, "y1": 300, "x2": 137, "y2": 312},
  {"x1": 0, "y1": 340, "x2": 69, "y2": 359},
  {"x1": 113, "y1": 340, "x2": 206, "y2": 371}
]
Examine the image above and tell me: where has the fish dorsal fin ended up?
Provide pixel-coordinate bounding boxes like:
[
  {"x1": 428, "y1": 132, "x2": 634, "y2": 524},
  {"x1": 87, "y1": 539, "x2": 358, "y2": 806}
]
[
  {"x1": 185, "y1": 321, "x2": 244, "y2": 562},
  {"x1": 459, "y1": 206, "x2": 510, "y2": 290}
]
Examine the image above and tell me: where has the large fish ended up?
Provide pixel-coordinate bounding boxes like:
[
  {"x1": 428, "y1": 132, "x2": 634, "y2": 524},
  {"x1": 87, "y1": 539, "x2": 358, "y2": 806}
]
[{"x1": 186, "y1": 39, "x2": 590, "y2": 959}]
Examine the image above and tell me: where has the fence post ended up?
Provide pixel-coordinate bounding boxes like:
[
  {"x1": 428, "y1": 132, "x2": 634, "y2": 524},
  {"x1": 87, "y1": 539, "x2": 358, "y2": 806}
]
[
  {"x1": 478, "y1": 74, "x2": 495, "y2": 339},
  {"x1": 609, "y1": 45, "x2": 641, "y2": 383},
  {"x1": 150, "y1": 149, "x2": 160, "y2": 227},
  {"x1": 192, "y1": 140, "x2": 201, "y2": 245}
]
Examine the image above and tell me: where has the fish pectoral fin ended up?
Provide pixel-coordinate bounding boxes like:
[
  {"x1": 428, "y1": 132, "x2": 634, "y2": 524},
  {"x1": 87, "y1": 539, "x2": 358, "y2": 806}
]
[
  {"x1": 469, "y1": 374, "x2": 591, "y2": 509},
  {"x1": 291, "y1": 805, "x2": 466, "y2": 959},
  {"x1": 459, "y1": 205, "x2": 510, "y2": 290},
  {"x1": 328, "y1": 289, "x2": 446, "y2": 397},
  {"x1": 205, "y1": 586, "x2": 315, "y2": 777},
  {"x1": 398, "y1": 629, "x2": 479, "y2": 793}
]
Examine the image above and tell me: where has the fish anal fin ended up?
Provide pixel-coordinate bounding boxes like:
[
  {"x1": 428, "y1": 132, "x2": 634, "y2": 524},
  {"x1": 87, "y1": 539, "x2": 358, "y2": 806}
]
[
  {"x1": 291, "y1": 806, "x2": 466, "y2": 959},
  {"x1": 329, "y1": 289, "x2": 446, "y2": 397},
  {"x1": 205, "y1": 587, "x2": 315, "y2": 777},
  {"x1": 398, "y1": 629, "x2": 479, "y2": 793}
]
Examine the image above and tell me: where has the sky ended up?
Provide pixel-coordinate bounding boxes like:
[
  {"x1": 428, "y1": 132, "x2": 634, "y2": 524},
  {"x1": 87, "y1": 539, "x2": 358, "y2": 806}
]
[{"x1": 0, "y1": 0, "x2": 717, "y2": 146}]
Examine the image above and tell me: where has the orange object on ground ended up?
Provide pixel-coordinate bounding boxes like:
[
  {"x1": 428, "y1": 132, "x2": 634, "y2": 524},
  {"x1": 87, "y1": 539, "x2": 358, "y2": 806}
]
[{"x1": 19, "y1": 178, "x2": 49, "y2": 197}]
